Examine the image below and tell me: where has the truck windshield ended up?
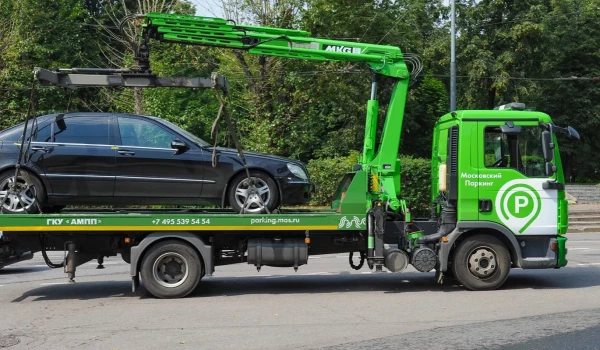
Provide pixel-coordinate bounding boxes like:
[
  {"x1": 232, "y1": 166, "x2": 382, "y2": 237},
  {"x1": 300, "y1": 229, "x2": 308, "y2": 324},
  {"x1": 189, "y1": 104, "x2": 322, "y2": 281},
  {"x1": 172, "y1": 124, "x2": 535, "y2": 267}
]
[{"x1": 484, "y1": 126, "x2": 546, "y2": 177}]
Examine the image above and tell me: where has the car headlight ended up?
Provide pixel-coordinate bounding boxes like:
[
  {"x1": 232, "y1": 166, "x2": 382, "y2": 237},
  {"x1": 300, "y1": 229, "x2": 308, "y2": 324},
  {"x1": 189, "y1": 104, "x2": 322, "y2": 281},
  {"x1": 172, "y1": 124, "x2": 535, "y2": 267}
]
[{"x1": 287, "y1": 163, "x2": 308, "y2": 180}]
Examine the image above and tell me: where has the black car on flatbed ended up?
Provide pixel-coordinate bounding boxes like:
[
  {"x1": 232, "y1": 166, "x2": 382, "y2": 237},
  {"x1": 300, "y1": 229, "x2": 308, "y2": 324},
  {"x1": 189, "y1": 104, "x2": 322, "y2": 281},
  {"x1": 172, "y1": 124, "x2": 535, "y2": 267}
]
[{"x1": 0, "y1": 113, "x2": 314, "y2": 214}]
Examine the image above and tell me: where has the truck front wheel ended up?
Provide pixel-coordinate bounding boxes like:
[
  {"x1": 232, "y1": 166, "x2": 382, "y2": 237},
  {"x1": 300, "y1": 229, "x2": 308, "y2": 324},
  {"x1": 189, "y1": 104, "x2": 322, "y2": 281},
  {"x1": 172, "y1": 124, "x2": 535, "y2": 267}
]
[
  {"x1": 451, "y1": 234, "x2": 510, "y2": 291},
  {"x1": 140, "y1": 240, "x2": 203, "y2": 299}
]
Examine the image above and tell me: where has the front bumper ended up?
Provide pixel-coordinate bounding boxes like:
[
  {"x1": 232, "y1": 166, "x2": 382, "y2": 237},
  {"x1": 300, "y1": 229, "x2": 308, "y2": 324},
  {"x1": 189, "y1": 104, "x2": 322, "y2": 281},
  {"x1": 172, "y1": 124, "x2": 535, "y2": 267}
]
[
  {"x1": 557, "y1": 235, "x2": 568, "y2": 267},
  {"x1": 276, "y1": 178, "x2": 315, "y2": 205}
]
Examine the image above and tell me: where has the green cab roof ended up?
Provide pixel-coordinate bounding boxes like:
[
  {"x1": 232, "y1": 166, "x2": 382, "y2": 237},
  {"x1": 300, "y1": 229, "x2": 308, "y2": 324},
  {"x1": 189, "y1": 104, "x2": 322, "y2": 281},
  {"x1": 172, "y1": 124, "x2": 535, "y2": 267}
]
[{"x1": 437, "y1": 109, "x2": 553, "y2": 124}]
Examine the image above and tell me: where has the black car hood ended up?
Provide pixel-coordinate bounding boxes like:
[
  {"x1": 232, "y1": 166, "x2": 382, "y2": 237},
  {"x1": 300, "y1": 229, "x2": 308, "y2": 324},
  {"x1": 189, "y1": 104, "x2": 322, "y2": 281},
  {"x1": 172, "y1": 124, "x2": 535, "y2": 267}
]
[{"x1": 207, "y1": 147, "x2": 303, "y2": 166}]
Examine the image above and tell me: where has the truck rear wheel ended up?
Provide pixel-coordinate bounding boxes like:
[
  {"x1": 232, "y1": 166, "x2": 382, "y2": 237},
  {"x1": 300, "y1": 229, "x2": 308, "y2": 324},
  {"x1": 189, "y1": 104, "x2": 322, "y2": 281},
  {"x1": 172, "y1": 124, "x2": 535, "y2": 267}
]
[
  {"x1": 451, "y1": 234, "x2": 510, "y2": 291},
  {"x1": 140, "y1": 240, "x2": 203, "y2": 299}
]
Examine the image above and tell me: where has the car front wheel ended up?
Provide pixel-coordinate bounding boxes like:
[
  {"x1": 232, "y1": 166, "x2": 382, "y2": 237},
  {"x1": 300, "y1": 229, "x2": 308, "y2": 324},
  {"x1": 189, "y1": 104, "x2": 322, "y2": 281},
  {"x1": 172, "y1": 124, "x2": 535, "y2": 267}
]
[
  {"x1": 229, "y1": 171, "x2": 279, "y2": 214},
  {"x1": 0, "y1": 171, "x2": 44, "y2": 214}
]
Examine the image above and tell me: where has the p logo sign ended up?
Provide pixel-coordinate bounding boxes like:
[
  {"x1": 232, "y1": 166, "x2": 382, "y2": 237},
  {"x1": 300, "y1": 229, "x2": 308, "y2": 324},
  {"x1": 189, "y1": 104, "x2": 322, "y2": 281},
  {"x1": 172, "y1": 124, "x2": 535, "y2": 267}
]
[{"x1": 495, "y1": 182, "x2": 541, "y2": 234}]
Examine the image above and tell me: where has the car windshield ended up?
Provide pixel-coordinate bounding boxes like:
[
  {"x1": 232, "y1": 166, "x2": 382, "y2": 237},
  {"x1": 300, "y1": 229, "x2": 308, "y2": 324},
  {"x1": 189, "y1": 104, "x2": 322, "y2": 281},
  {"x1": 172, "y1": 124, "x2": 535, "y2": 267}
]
[{"x1": 154, "y1": 118, "x2": 210, "y2": 147}]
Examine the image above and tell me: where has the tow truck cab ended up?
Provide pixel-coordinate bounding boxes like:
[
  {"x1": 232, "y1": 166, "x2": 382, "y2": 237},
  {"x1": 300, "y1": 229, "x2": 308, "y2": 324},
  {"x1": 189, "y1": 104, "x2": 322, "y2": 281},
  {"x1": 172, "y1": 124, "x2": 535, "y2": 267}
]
[{"x1": 432, "y1": 103, "x2": 579, "y2": 270}]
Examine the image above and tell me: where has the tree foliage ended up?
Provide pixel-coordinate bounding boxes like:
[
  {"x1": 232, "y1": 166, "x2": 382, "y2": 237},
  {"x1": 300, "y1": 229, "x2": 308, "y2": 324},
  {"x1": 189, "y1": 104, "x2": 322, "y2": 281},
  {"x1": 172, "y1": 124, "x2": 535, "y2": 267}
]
[{"x1": 0, "y1": 0, "x2": 599, "y2": 184}]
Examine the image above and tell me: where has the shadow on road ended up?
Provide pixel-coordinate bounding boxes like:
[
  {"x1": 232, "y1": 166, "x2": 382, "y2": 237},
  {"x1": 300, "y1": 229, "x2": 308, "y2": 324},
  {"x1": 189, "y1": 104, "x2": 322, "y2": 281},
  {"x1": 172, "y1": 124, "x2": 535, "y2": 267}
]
[
  {"x1": 9, "y1": 266, "x2": 600, "y2": 301},
  {"x1": 0, "y1": 266, "x2": 50, "y2": 275},
  {"x1": 11, "y1": 281, "x2": 135, "y2": 302}
]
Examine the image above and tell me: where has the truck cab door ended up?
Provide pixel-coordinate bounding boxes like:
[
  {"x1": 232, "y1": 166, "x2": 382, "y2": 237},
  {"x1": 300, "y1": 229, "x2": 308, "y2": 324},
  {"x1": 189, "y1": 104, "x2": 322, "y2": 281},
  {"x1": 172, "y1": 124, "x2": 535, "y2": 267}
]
[{"x1": 477, "y1": 122, "x2": 558, "y2": 235}]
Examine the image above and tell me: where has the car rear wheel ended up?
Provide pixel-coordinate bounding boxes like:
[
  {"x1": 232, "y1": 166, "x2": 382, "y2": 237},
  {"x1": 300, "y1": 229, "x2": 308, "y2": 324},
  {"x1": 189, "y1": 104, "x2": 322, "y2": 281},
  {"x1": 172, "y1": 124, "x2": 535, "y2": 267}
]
[
  {"x1": 0, "y1": 170, "x2": 45, "y2": 214},
  {"x1": 229, "y1": 171, "x2": 279, "y2": 214}
]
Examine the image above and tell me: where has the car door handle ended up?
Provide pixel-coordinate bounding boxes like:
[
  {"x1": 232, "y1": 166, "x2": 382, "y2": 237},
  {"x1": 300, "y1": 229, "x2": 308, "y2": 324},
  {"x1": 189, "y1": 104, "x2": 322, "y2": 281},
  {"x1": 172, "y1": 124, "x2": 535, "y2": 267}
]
[
  {"x1": 31, "y1": 146, "x2": 50, "y2": 153},
  {"x1": 118, "y1": 150, "x2": 136, "y2": 156}
]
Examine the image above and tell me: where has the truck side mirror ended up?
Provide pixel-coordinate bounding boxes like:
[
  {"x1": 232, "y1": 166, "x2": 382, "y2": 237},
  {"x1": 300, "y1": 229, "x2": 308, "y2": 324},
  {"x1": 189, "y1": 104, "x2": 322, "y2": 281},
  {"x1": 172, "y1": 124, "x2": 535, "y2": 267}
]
[
  {"x1": 567, "y1": 126, "x2": 580, "y2": 141},
  {"x1": 545, "y1": 162, "x2": 555, "y2": 177},
  {"x1": 542, "y1": 131, "x2": 553, "y2": 161}
]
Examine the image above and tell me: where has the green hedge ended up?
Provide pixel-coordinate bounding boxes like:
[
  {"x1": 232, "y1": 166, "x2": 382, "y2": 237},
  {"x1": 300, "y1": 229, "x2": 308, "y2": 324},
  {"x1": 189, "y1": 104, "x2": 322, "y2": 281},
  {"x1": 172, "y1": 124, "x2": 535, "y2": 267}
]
[
  {"x1": 307, "y1": 153, "x2": 432, "y2": 217},
  {"x1": 307, "y1": 151, "x2": 360, "y2": 206},
  {"x1": 398, "y1": 155, "x2": 432, "y2": 218}
]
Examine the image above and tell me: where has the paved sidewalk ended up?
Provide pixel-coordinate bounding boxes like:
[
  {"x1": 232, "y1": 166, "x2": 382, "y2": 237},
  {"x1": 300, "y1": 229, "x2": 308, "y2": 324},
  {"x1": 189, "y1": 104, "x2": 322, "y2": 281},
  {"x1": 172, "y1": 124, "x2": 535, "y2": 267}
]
[{"x1": 569, "y1": 204, "x2": 600, "y2": 213}]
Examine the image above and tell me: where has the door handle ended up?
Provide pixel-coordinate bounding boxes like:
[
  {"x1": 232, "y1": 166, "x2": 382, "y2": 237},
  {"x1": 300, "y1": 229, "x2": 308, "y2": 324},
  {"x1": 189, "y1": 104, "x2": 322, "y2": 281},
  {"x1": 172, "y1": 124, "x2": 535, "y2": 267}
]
[
  {"x1": 118, "y1": 150, "x2": 136, "y2": 156},
  {"x1": 542, "y1": 181, "x2": 564, "y2": 190},
  {"x1": 479, "y1": 199, "x2": 492, "y2": 212},
  {"x1": 31, "y1": 146, "x2": 50, "y2": 153}
]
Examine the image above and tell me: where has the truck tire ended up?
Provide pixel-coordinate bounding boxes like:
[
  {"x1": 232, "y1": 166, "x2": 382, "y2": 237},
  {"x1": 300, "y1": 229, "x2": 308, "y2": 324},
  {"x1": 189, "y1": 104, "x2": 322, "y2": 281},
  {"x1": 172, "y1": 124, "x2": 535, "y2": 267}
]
[
  {"x1": 140, "y1": 240, "x2": 203, "y2": 299},
  {"x1": 451, "y1": 234, "x2": 510, "y2": 291}
]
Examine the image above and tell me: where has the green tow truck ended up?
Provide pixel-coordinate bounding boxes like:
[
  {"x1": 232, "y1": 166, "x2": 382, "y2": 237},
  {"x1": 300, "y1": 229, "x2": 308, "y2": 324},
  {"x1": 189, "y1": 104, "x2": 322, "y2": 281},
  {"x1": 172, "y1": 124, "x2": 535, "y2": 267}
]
[{"x1": 0, "y1": 13, "x2": 580, "y2": 298}]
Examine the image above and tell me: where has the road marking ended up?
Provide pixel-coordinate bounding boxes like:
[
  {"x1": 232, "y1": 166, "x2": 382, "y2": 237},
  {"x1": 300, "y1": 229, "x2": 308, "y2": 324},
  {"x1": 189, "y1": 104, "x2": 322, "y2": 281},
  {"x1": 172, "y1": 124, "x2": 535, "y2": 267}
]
[
  {"x1": 309, "y1": 256, "x2": 321, "y2": 259},
  {"x1": 34, "y1": 264, "x2": 50, "y2": 267},
  {"x1": 40, "y1": 282, "x2": 69, "y2": 286},
  {"x1": 361, "y1": 272, "x2": 372, "y2": 274},
  {"x1": 0, "y1": 285, "x2": 4, "y2": 287},
  {"x1": 571, "y1": 248, "x2": 590, "y2": 250},
  {"x1": 265, "y1": 276, "x2": 287, "y2": 279},
  {"x1": 577, "y1": 263, "x2": 600, "y2": 266},
  {"x1": 401, "y1": 280, "x2": 409, "y2": 283}
]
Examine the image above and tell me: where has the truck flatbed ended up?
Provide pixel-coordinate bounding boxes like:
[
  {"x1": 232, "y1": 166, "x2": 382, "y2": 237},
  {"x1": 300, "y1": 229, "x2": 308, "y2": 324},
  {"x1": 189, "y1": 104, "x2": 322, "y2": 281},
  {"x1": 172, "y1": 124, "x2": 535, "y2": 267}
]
[{"x1": 0, "y1": 210, "x2": 367, "y2": 232}]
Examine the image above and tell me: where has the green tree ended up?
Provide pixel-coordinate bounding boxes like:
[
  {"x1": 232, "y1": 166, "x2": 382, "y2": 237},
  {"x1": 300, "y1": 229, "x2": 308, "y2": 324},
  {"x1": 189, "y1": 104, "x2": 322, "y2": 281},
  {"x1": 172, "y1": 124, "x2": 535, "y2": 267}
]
[
  {"x1": 0, "y1": 0, "x2": 102, "y2": 130},
  {"x1": 532, "y1": 0, "x2": 600, "y2": 181}
]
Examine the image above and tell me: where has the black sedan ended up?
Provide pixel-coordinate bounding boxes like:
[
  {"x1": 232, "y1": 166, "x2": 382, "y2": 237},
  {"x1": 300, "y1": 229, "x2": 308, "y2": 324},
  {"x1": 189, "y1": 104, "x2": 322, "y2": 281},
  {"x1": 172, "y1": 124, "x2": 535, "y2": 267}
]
[{"x1": 0, "y1": 113, "x2": 313, "y2": 214}]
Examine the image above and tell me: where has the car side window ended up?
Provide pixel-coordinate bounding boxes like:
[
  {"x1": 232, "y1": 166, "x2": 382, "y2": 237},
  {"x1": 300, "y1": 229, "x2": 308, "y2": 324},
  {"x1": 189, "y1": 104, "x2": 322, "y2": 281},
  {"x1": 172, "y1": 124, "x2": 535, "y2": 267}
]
[
  {"x1": 118, "y1": 117, "x2": 176, "y2": 149},
  {"x1": 31, "y1": 122, "x2": 53, "y2": 142},
  {"x1": 52, "y1": 116, "x2": 110, "y2": 145}
]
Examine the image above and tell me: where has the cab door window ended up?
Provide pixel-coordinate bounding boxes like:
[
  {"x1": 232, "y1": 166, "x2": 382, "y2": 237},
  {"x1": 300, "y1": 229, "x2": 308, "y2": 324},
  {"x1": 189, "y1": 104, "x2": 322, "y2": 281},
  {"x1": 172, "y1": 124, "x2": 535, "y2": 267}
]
[{"x1": 484, "y1": 126, "x2": 546, "y2": 177}]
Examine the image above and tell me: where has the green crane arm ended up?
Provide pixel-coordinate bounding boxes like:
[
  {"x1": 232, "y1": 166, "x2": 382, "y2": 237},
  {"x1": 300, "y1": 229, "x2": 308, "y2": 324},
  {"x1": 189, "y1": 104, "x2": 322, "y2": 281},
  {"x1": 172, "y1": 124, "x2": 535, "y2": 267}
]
[{"x1": 138, "y1": 12, "x2": 412, "y2": 211}]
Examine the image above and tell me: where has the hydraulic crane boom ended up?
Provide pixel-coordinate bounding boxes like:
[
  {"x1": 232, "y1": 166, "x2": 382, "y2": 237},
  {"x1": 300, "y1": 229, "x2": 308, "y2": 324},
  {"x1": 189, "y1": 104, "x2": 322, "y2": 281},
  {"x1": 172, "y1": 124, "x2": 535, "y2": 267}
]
[{"x1": 137, "y1": 12, "x2": 416, "y2": 212}]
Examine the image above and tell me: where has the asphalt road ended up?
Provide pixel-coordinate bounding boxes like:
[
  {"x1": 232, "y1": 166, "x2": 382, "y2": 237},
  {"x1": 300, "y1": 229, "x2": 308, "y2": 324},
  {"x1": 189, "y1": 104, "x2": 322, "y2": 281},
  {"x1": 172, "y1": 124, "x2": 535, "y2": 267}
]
[{"x1": 1, "y1": 234, "x2": 600, "y2": 350}]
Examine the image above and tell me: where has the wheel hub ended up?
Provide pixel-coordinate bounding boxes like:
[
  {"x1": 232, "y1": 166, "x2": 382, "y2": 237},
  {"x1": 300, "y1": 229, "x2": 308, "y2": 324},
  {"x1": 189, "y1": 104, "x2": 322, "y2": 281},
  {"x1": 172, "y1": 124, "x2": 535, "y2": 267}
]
[
  {"x1": 152, "y1": 252, "x2": 189, "y2": 288},
  {"x1": 468, "y1": 247, "x2": 497, "y2": 279}
]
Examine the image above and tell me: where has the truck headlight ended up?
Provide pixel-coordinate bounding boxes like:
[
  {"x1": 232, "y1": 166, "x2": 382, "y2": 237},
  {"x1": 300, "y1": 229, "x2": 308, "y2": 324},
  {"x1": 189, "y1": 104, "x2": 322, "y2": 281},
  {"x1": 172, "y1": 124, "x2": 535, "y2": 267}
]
[{"x1": 287, "y1": 163, "x2": 308, "y2": 180}]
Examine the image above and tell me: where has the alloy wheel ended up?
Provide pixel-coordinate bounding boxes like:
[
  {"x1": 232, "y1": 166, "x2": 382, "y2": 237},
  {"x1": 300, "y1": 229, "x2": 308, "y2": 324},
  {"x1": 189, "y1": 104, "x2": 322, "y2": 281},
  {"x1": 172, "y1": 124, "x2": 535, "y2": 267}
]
[
  {"x1": 0, "y1": 176, "x2": 37, "y2": 213},
  {"x1": 234, "y1": 177, "x2": 271, "y2": 213}
]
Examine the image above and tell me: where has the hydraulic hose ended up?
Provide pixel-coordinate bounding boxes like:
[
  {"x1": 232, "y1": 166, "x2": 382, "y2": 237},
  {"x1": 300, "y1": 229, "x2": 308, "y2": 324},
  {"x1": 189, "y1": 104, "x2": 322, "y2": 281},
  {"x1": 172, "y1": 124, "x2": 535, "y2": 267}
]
[
  {"x1": 349, "y1": 251, "x2": 366, "y2": 270},
  {"x1": 39, "y1": 234, "x2": 64, "y2": 268}
]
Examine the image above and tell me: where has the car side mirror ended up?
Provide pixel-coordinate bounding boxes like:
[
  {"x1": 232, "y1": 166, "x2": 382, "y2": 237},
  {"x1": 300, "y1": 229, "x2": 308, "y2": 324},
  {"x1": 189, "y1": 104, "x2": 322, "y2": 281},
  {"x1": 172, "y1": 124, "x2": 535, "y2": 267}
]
[{"x1": 171, "y1": 139, "x2": 189, "y2": 153}]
